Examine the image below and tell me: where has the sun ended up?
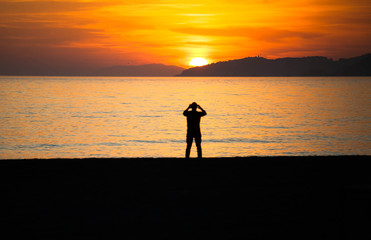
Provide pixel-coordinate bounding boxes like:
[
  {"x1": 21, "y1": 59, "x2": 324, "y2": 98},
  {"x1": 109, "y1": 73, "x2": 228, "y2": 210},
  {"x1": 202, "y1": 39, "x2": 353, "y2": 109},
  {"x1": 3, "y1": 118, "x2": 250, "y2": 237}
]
[{"x1": 189, "y1": 57, "x2": 208, "y2": 67}]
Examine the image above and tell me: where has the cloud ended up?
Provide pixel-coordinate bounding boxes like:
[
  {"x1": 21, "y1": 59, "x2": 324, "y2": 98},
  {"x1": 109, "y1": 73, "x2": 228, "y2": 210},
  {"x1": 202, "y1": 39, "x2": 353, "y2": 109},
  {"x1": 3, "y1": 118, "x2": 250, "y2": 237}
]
[
  {"x1": 0, "y1": 24, "x2": 106, "y2": 47},
  {"x1": 172, "y1": 26, "x2": 323, "y2": 42},
  {"x1": 0, "y1": 1, "x2": 108, "y2": 14},
  {"x1": 186, "y1": 41, "x2": 228, "y2": 46}
]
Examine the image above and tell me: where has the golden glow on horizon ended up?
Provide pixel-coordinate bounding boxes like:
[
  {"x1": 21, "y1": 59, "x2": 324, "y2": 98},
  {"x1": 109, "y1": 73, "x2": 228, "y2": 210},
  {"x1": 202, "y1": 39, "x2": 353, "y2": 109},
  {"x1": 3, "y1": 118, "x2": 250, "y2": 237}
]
[
  {"x1": 0, "y1": 0, "x2": 370, "y2": 68},
  {"x1": 189, "y1": 57, "x2": 208, "y2": 66}
]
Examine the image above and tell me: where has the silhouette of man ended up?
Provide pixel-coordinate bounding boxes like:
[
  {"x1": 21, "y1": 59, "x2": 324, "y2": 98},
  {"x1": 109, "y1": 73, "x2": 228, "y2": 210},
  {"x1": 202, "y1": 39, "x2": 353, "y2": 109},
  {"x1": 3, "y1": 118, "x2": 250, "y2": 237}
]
[{"x1": 183, "y1": 102, "x2": 207, "y2": 158}]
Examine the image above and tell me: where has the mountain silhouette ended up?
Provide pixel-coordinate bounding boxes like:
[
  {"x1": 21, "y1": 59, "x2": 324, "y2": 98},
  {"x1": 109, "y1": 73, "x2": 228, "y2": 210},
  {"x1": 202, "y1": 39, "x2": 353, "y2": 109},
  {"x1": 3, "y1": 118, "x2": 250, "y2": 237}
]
[
  {"x1": 0, "y1": 64, "x2": 184, "y2": 76},
  {"x1": 180, "y1": 54, "x2": 371, "y2": 76},
  {"x1": 94, "y1": 64, "x2": 184, "y2": 76}
]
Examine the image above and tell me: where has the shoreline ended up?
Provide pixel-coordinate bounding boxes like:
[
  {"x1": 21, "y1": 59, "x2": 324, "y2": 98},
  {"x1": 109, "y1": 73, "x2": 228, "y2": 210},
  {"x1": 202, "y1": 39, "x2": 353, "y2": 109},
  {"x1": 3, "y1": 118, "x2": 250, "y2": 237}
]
[
  {"x1": 2, "y1": 155, "x2": 370, "y2": 239},
  {"x1": 1, "y1": 154, "x2": 369, "y2": 161}
]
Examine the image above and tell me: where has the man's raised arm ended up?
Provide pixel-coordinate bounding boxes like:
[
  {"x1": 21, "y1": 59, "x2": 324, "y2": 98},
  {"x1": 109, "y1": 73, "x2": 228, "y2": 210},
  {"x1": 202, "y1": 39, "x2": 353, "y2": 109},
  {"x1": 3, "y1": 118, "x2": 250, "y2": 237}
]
[
  {"x1": 183, "y1": 105, "x2": 191, "y2": 116},
  {"x1": 198, "y1": 105, "x2": 207, "y2": 116}
]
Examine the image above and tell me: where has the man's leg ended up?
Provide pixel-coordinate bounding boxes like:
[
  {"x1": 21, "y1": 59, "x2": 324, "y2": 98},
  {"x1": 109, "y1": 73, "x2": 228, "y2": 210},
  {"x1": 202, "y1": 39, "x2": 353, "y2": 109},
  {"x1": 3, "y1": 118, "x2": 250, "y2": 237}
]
[
  {"x1": 195, "y1": 134, "x2": 202, "y2": 158},
  {"x1": 186, "y1": 134, "x2": 193, "y2": 158}
]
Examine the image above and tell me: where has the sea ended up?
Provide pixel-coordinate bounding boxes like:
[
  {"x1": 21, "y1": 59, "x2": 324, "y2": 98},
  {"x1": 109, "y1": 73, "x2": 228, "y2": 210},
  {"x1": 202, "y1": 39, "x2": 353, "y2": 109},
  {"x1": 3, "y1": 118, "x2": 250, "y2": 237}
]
[{"x1": 0, "y1": 76, "x2": 370, "y2": 159}]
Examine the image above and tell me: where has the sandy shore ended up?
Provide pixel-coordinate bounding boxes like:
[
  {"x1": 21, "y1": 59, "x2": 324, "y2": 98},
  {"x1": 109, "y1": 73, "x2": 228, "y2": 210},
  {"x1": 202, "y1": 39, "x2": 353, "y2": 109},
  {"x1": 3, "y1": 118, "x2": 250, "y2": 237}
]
[{"x1": 1, "y1": 156, "x2": 370, "y2": 239}]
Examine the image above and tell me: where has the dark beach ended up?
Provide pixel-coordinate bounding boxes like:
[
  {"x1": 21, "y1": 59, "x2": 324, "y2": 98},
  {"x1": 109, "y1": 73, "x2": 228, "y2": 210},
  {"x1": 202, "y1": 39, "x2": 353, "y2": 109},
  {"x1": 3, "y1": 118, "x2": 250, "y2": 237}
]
[{"x1": 2, "y1": 156, "x2": 371, "y2": 239}]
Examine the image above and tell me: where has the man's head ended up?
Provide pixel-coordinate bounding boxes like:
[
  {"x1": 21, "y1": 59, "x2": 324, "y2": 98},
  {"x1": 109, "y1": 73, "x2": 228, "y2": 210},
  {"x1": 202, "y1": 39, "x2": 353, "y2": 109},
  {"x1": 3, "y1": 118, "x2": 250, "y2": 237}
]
[{"x1": 190, "y1": 102, "x2": 198, "y2": 111}]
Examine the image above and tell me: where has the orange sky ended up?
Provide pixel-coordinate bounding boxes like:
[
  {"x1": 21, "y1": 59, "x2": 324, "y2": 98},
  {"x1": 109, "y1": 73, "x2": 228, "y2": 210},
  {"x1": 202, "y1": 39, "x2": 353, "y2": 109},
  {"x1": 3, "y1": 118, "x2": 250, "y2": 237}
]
[{"x1": 1, "y1": 0, "x2": 370, "y2": 70}]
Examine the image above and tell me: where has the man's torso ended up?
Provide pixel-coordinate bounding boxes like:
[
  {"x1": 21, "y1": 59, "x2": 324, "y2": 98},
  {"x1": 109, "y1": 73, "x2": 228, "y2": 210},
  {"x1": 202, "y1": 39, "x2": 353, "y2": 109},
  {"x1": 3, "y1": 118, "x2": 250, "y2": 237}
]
[{"x1": 186, "y1": 111, "x2": 203, "y2": 133}]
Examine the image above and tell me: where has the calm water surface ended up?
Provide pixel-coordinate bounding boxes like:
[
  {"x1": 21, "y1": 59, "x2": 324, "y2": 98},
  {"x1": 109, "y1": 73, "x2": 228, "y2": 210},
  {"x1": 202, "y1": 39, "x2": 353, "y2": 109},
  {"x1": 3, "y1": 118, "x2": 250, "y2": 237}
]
[{"x1": 0, "y1": 76, "x2": 370, "y2": 159}]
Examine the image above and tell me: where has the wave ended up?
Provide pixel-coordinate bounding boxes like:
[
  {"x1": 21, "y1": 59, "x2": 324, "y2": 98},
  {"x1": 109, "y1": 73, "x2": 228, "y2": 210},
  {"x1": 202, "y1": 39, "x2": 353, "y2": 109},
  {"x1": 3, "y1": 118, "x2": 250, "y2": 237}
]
[{"x1": 205, "y1": 138, "x2": 277, "y2": 143}]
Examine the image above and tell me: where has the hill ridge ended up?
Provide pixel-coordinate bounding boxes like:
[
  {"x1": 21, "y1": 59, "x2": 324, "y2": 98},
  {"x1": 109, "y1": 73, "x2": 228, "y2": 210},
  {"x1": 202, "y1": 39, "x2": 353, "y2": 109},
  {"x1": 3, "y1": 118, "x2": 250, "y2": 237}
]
[{"x1": 180, "y1": 54, "x2": 371, "y2": 76}]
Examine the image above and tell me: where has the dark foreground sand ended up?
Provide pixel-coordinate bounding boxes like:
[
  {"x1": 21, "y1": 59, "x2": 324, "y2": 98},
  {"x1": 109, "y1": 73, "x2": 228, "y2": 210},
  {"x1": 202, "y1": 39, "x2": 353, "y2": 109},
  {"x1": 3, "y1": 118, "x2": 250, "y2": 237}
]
[{"x1": 1, "y1": 156, "x2": 371, "y2": 239}]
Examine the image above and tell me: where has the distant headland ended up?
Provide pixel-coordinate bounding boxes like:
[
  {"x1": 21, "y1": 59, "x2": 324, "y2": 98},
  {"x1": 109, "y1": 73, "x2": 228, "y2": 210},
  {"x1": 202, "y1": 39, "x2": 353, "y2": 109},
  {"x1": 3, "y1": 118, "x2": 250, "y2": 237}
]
[
  {"x1": 179, "y1": 54, "x2": 371, "y2": 77},
  {"x1": 0, "y1": 64, "x2": 185, "y2": 77}
]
